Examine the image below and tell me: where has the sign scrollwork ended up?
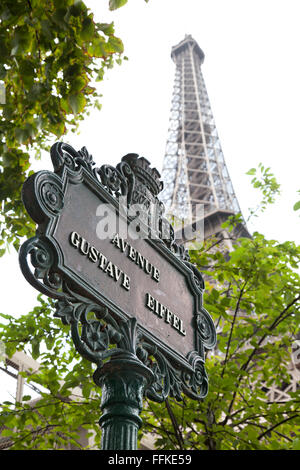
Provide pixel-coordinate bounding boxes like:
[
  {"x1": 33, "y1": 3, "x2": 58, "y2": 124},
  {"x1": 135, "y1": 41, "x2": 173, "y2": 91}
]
[{"x1": 19, "y1": 141, "x2": 217, "y2": 404}]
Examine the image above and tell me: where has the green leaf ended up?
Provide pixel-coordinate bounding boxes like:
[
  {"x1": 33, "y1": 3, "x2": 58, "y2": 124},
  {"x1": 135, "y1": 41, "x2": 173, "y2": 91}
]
[
  {"x1": 40, "y1": 19, "x2": 53, "y2": 40},
  {"x1": 80, "y1": 17, "x2": 94, "y2": 41},
  {"x1": 70, "y1": 77, "x2": 87, "y2": 94},
  {"x1": 1, "y1": 428, "x2": 15, "y2": 437},
  {"x1": 22, "y1": 395, "x2": 32, "y2": 401},
  {"x1": 51, "y1": 8, "x2": 68, "y2": 29},
  {"x1": 68, "y1": 93, "x2": 86, "y2": 114},
  {"x1": 88, "y1": 37, "x2": 108, "y2": 57},
  {"x1": 246, "y1": 168, "x2": 256, "y2": 175},
  {"x1": 11, "y1": 26, "x2": 33, "y2": 55},
  {"x1": 31, "y1": 338, "x2": 40, "y2": 359},
  {"x1": 98, "y1": 22, "x2": 115, "y2": 35},
  {"x1": 108, "y1": 36, "x2": 124, "y2": 54},
  {"x1": 292, "y1": 438, "x2": 300, "y2": 450},
  {"x1": 15, "y1": 128, "x2": 29, "y2": 144},
  {"x1": 109, "y1": 0, "x2": 128, "y2": 11},
  {"x1": 293, "y1": 200, "x2": 300, "y2": 211}
]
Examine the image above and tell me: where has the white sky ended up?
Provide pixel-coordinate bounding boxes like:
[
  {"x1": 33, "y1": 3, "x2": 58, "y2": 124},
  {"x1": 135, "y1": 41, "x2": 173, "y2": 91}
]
[
  {"x1": 1, "y1": 0, "x2": 300, "y2": 328},
  {"x1": 74, "y1": 0, "x2": 300, "y2": 242}
]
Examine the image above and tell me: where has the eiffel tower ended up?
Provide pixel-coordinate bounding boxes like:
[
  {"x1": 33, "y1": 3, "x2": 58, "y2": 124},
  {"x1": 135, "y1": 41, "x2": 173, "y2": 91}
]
[
  {"x1": 160, "y1": 35, "x2": 249, "y2": 242},
  {"x1": 160, "y1": 35, "x2": 299, "y2": 407}
]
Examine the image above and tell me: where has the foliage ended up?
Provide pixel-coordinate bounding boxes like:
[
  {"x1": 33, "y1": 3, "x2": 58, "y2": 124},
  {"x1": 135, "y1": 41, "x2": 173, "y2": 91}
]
[
  {"x1": 138, "y1": 167, "x2": 299, "y2": 450},
  {"x1": 0, "y1": 0, "x2": 125, "y2": 255},
  {"x1": 0, "y1": 295, "x2": 102, "y2": 449},
  {"x1": 246, "y1": 163, "x2": 281, "y2": 218},
  {"x1": 141, "y1": 232, "x2": 300, "y2": 450},
  {"x1": 109, "y1": 0, "x2": 149, "y2": 11},
  {"x1": 293, "y1": 190, "x2": 300, "y2": 215},
  {"x1": 0, "y1": 164, "x2": 299, "y2": 450},
  {"x1": 1, "y1": 226, "x2": 299, "y2": 450}
]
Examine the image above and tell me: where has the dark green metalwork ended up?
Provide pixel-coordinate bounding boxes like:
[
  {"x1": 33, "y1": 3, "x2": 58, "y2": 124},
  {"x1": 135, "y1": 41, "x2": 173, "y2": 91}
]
[
  {"x1": 96, "y1": 353, "x2": 153, "y2": 450},
  {"x1": 19, "y1": 142, "x2": 217, "y2": 449}
]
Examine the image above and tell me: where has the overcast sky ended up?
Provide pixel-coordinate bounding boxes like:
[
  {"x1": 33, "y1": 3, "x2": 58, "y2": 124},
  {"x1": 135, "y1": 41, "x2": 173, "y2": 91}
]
[
  {"x1": 1, "y1": 0, "x2": 300, "y2": 317},
  {"x1": 74, "y1": 0, "x2": 300, "y2": 241}
]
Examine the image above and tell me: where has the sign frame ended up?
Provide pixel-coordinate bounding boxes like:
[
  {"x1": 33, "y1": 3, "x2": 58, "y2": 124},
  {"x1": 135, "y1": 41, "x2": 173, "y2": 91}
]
[{"x1": 19, "y1": 142, "x2": 216, "y2": 403}]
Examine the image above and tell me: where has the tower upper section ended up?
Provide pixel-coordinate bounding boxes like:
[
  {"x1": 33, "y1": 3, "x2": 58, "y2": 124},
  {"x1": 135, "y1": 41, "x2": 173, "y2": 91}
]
[
  {"x1": 160, "y1": 36, "x2": 248, "y2": 239},
  {"x1": 171, "y1": 35, "x2": 205, "y2": 65}
]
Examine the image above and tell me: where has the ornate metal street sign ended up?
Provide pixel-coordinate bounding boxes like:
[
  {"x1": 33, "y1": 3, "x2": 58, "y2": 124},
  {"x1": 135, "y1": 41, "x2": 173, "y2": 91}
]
[{"x1": 19, "y1": 142, "x2": 216, "y2": 449}]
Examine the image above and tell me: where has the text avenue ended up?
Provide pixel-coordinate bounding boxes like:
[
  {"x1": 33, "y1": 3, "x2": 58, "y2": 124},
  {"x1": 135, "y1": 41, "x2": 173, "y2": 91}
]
[{"x1": 69, "y1": 231, "x2": 186, "y2": 336}]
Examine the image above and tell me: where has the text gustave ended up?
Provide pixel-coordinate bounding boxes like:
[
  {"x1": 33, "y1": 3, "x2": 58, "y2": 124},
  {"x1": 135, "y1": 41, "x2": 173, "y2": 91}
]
[{"x1": 69, "y1": 231, "x2": 186, "y2": 337}]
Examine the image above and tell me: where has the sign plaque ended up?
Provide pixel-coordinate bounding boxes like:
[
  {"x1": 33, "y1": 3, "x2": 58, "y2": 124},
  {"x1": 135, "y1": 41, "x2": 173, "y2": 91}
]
[{"x1": 19, "y1": 142, "x2": 216, "y2": 449}]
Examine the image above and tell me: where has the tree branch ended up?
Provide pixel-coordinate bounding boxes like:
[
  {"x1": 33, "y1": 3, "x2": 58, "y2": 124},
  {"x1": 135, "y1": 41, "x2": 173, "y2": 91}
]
[
  {"x1": 165, "y1": 398, "x2": 185, "y2": 450},
  {"x1": 225, "y1": 294, "x2": 300, "y2": 419},
  {"x1": 257, "y1": 414, "x2": 299, "y2": 441},
  {"x1": 241, "y1": 294, "x2": 300, "y2": 375},
  {"x1": 145, "y1": 399, "x2": 178, "y2": 448}
]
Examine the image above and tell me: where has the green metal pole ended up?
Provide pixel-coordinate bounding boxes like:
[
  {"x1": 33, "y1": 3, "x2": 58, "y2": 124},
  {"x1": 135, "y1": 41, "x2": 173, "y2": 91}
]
[{"x1": 95, "y1": 354, "x2": 154, "y2": 450}]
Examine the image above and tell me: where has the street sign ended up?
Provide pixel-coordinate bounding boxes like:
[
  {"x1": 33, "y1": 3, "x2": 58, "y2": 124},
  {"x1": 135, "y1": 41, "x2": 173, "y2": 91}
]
[{"x1": 19, "y1": 142, "x2": 216, "y2": 405}]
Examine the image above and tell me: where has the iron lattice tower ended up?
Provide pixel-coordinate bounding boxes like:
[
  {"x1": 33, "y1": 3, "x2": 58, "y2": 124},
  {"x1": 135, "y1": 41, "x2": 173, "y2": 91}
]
[
  {"x1": 161, "y1": 35, "x2": 247, "y2": 240},
  {"x1": 160, "y1": 35, "x2": 299, "y2": 408}
]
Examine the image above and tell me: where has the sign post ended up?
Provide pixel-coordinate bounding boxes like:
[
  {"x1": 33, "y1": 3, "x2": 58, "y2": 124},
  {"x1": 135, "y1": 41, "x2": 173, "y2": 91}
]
[{"x1": 19, "y1": 142, "x2": 216, "y2": 450}]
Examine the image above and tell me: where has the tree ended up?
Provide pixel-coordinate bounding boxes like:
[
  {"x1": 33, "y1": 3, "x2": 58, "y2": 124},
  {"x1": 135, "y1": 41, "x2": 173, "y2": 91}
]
[
  {"x1": 0, "y1": 0, "x2": 126, "y2": 255},
  {"x1": 141, "y1": 232, "x2": 300, "y2": 450},
  {"x1": 0, "y1": 0, "x2": 299, "y2": 451},
  {"x1": 139, "y1": 169, "x2": 300, "y2": 450}
]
